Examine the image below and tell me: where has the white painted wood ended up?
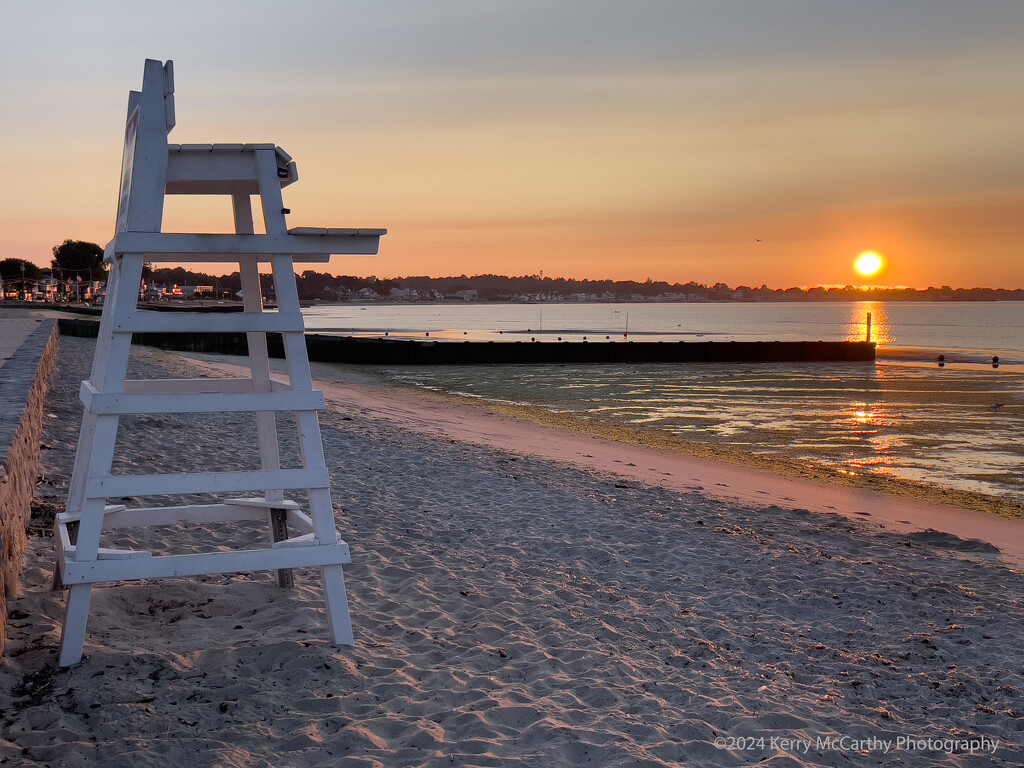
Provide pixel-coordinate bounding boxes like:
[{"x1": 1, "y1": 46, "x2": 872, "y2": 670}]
[
  {"x1": 59, "y1": 585, "x2": 94, "y2": 666},
  {"x1": 225, "y1": 497, "x2": 300, "y2": 510},
  {"x1": 92, "y1": 255, "x2": 143, "y2": 391},
  {"x1": 105, "y1": 231, "x2": 382, "y2": 258},
  {"x1": 56, "y1": 504, "x2": 126, "y2": 524},
  {"x1": 162, "y1": 60, "x2": 175, "y2": 132},
  {"x1": 168, "y1": 143, "x2": 276, "y2": 154},
  {"x1": 271, "y1": 533, "x2": 317, "y2": 549},
  {"x1": 64, "y1": 411, "x2": 99, "y2": 522},
  {"x1": 308, "y1": 486, "x2": 340, "y2": 543},
  {"x1": 56, "y1": 521, "x2": 73, "y2": 560},
  {"x1": 95, "y1": 503, "x2": 271, "y2": 530},
  {"x1": 120, "y1": 59, "x2": 172, "y2": 234},
  {"x1": 80, "y1": 386, "x2": 325, "y2": 415},
  {"x1": 114, "y1": 310, "x2": 305, "y2": 334},
  {"x1": 59, "y1": 58, "x2": 367, "y2": 663},
  {"x1": 166, "y1": 151, "x2": 259, "y2": 194},
  {"x1": 165, "y1": 144, "x2": 298, "y2": 194},
  {"x1": 122, "y1": 378, "x2": 292, "y2": 395},
  {"x1": 71, "y1": 431, "x2": 120, "y2": 557},
  {"x1": 86, "y1": 466, "x2": 330, "y2": 499},
  {"x1": 285, "y1": 508, "x2": 315, "y2": 534},
  {"x1": 235, "y1": 198, "x2": 287, "y2": 507},
  {"x1": 115, "y1": 252, "x2": 333, "y2": 264},
  {"x1": 86, "y1": 256, "x2": 119, "y2": 371},
  {"x1": 321, "y1": 565, "x2": 355, "y2": 645},
  {"x1": 256, "y1": 150, "x2": 289, "y2": 236},
  {"x1": 63, "y1": 546, "x2": 153, "y2": 561},
  {"x1": 62, "y1": 542, "x2": 351, "y2": 584},
  {"x1": 289, "y1": 227, "x2": 388, "y2": 236}
]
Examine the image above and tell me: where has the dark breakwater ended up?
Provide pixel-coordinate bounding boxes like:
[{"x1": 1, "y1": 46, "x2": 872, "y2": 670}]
[{"x1": 57, "y1": 318, "x2": 875, "y2": 364}]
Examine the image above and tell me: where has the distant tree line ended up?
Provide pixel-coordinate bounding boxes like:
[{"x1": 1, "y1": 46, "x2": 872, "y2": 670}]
[
  {"x1": 7, "y1": 241, "x2": 1023, "y2": 304},
  {"x1": 142, "y1": 268, "x2": 1024, "y2": 303}
]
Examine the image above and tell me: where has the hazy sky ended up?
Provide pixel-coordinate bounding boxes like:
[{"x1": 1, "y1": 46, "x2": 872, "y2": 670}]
[{"x1": 2, "y1": 1, "x2": 1023, "y2": 288}]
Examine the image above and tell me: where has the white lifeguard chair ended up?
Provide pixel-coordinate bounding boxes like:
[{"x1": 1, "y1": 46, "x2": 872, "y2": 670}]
[{"x1": 53, "y1": 59, "x2": 384, "y2": 666}]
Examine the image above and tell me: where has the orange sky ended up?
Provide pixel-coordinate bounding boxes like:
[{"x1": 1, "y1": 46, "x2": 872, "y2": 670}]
[{"x1": 3, "y1": 1, "x2": 1023, "y2": 289}]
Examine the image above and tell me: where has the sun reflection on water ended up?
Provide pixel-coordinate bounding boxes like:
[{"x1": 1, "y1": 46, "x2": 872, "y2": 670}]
[
  {"x1": 845, "y1": 302, "x2": 894, "y2": 346},
  {"x1": 387, "y1": 358, "x2": 1024, "y2": 504}
]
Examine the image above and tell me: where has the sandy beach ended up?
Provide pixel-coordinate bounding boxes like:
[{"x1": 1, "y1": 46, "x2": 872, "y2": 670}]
[{"x1": 3, "y1": 334, "x2": 1024, "y2": 767}]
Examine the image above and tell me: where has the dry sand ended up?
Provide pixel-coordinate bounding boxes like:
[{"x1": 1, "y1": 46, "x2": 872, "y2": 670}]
[{"x1": 2, "y1": 336, "x2": 1024, "y2": 767}]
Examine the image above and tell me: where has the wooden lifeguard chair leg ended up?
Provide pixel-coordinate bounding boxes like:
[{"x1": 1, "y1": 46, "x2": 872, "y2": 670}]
[
  {"x1": 60, "y1": 584, "x2": 95, "y2": 666},
  {"x1": 232, "y1": 194, "x2": 296, "y2": 588},
  {"x1": 58, "y1": 255, "x2": 142, "y2": 665},
  {"x1": 321, "y1": 564, "x2": 354, "y2": 645},
  {"x1": 264, "y1": 237, "x2": 354, "y2": 642},
  {"x1": 59, "y1": 492, "x2": 117, "y2": 665}
]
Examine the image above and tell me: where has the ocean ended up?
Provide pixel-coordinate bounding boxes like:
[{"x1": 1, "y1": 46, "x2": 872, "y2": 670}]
[{"x1": 302, "y1": 301, "x2": 1024, "y2": 504}]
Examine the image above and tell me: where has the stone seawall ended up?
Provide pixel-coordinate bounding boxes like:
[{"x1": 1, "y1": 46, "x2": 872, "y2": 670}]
[{"x1": 0, "y1": 320, "x2": 58, "y2": 656}]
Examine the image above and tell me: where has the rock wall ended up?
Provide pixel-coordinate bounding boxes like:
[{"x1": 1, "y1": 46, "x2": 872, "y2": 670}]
[{"x1": 0, "y1": 320, "x2": 58, "y2": 656}]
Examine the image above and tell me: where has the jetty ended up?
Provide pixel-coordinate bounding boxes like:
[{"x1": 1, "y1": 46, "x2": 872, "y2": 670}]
[{"x1": 58, "y1": 318, "x2": 874, "y2": 364}]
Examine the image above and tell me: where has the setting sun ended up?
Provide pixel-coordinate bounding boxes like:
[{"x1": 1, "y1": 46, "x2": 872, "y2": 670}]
[{"x1": 854, "y1": 251, "x2": 884, "y2": 278}]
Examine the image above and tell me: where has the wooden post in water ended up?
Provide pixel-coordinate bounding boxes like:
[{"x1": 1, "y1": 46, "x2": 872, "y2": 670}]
[{"x1": 866, "y1": 312, "x2": 872, "y2": 342}]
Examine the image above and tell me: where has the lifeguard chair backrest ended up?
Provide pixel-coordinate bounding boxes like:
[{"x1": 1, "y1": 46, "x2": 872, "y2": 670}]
[{"x1": 114, "y1": 59, "x2": 175, "y2": 239}]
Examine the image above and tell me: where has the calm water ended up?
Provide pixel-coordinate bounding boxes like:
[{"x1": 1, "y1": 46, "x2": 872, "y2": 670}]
[{"x1": 303, "y1": 302, "x2": 1024, "y2": 502}]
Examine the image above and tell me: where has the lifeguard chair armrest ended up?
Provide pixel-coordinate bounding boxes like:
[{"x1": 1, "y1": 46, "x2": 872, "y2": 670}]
[{"x1": 104, "y1": 230, "x2": 384, "y2": 261}]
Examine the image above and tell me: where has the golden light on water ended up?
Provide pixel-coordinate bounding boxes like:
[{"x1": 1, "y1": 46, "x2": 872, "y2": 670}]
[
  {"x1": 846, "y1": 302, "x2": 894, "y2": 345},
  {"x1": 854, "y1": 251, "x2": 884, "y2": 277}
]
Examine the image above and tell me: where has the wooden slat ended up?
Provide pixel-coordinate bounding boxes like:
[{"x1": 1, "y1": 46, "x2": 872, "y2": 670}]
[
  {"x1": 106, "y1": 231, "x2": 382, "y2": 258},
  {"x1": 56, "y1": 504, "x2": 126, "y2": 524},
  {"x1": 80, "y1": 384, "x2": 324, "y2": 414},
  {"x1": 62, "y1": 542, "x2": 351, "y2": 584},
  {"x1": 55, "y1": 522, "x2": 74, "y2": 569},
  {"x1": 225, "y1": 497, "x2": 300, "y2": 510},
  {"x1": 289, "y1": 227, "x2": 388, "y2": 236},
  {"x1": 132, "y1": 253, "x2": 332, "y2": 263},
  {"x1": 122, "y1": 378, "x2": 292, "y2": 395},
  {"x1": 62, "y1": 546, "x2": 153, "y2": 561},
  {"x1": 272, "y1": 533, "x2": 317, "y2": 549},
  {"x1": 98, "y1": 502, "x2": 272, "y2": 530},
  {"x1": 86, "y1": 467, "x2": 330, "y2": 498},
  {"x1": 115, "y1": 311, "x2": 307, "y2": 334},
  {"x1": 285, "y1": 508, "x2": 315, "y2": 534},
  {"x1": 168, "y1": 143, "x2": 276, "y2": 151}
]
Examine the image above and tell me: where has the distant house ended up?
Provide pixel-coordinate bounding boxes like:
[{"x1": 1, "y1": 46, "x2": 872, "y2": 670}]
[
  {"x1": 38, "y1": 276, "x2": 60, "y2": 301},
  {"x1": 451, "y1": 289, "x2": 478, "y2": 301},
  {"x1": 355, "y1": 287, "x2": 379, "y2": 301}
]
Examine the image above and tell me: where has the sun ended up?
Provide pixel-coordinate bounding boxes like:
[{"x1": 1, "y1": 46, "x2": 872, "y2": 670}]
[{"x1": 854, "y1": 251, "x2": 884, "y2": 278}]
